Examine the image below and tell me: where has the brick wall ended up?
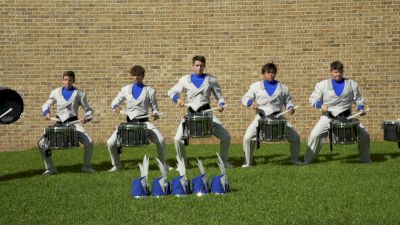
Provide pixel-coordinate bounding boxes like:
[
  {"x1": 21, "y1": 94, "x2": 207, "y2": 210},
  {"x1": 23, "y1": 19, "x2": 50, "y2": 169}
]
[{"x1": 1, "y1": 0, "x2": 399, "y2": 151}]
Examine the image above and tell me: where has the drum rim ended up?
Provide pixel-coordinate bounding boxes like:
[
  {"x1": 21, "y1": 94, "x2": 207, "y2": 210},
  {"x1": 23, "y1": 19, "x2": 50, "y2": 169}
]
[
  {"x1": 383, "y1": 120, "x2": 400, "y2": 125},
  {"x1": 46, "y1": 126, "x2": 75, "y2": 131}
]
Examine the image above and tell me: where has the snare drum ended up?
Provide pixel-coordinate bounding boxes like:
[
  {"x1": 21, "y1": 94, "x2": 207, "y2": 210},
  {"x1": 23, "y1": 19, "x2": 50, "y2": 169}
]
[
  {"x1": 258, "y1": 117, "x2": 287, "y2": 142},
  {"x1": 330, "y1": 119, "x2": 359, "y2": 145},
  {"x1": 183, "y1": 113, "x2": 213, "y2": 138},
  {"x1": 45, "y1": 125, "x2": 79, "y2": 149},
  {"x1": 383, "y1": 120, "x2": 400, "y2": 142},
  {"x1": 117, "y1": 122, "x2": 149, "y2": 147}
]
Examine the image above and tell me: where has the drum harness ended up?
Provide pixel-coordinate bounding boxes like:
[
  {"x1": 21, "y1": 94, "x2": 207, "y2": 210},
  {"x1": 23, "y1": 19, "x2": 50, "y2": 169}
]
[
  {"x1": 326, "y1": 109, "x2": 351, "y2": 151},
  {"x1": 182, "y1": 104, "x2": 211, "y2": 146}
]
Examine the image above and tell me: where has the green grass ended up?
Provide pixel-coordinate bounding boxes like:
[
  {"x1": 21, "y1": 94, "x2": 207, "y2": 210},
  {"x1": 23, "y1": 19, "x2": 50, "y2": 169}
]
[{"x1": 1, "y1": 142, "x2": 399, "y2": 225}]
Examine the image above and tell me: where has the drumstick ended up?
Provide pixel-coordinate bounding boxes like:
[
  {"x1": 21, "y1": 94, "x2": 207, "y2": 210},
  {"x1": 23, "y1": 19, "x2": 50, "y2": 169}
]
[
  {"x1": 275, "y1": 106, "x2": 300, "y2": 118},
  {"x1": 65, "y1": 120, "x2": 81, "y2": 126},
  {"x1": 346, "y1": 108, "x2": 370, "y2": 120},
  {"x1": 201, "y1": 105, "x2": 228, "y2": 113},
  {"x1": 0, "y1": 108, "x2": 13, "y2": 119},
  {"x1": 49, "y1": 117, "x2": 61, "y2": 122},
  {"x1": 120, "y1": 110, "x2": 163, "y2": 119}
]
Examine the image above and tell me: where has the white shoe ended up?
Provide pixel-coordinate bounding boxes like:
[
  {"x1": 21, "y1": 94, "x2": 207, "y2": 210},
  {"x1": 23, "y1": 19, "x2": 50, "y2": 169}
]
[
  {"x1": 241, "y1": 164, "x2": 250, "y2": 168},
  {"x1": 81, "y1": 167, "x2": 96, "y2": 173},
  {"x1": 223, "y1": 162, "x2": 234, "y2": 168},
  {"x1": 42, "y1": 169, "x2": 58, "y2": 176},
  {"x1": 107, "y1": 166, "x2": 122, "y2": 172}
]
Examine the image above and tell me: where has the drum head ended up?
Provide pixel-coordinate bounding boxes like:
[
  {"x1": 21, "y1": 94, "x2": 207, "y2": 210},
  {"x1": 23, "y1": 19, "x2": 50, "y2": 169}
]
[{"x1": 0, "y1": 88, "x2": 24, "y2": 124}]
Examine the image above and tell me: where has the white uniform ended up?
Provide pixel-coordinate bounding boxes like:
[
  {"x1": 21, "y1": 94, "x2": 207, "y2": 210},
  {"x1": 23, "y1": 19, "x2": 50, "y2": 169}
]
[
  {"x1": 38, "y1": 87, "x2": 94, "y2": 173},
  {"x1": 304, "y1": 78, "x2": 371, "y2": 164},
  {"x1": 168, "y1": 74, "x2": 231, "y2": 166},
  {"x1": 241, "y1": 81, "x2": 300, "y2": 166},
  {"x1": 107, "y1": 84, "x2": 166, "y2": 169}
]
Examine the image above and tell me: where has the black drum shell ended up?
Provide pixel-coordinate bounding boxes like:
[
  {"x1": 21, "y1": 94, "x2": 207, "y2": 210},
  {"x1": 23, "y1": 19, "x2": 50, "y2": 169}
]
[
  {"x1": 331, "y1": 119, "x2": 359, "y2": 145},
  {"x1": 117, "y1": 122, "x2": 149, "y2": 147},
  {"x1": 183, "y1": 113, "x2": 213, "y2": 138},
  {"x1": 258, "y1": 118, "x2": 287, "y2": 142},
  {"x1": 45, "y1": 125, "x2": 79, "y2": 149},
  {"x1": 383, "y1": 121, "x2": 400, "y2": 142},
  {"x1": 0, "y1": 88, "x2": 24, "y2": 124}
]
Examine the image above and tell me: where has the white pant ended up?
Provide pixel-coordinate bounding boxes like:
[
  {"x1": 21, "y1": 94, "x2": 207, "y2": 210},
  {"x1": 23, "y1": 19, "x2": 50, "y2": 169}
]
[
  {"x1": 38, "y1": 123, "x2": 93, "y2": 170},
  {"x1": 107, "y1": 122, "x2": 167, "y2": 168},
  {"x1": 174, "y1": 114, "x2": 230, "y2": 165},
  {"x1": 243, "y1": 115, "x2": 300, "y2": 165},
  {"x1": 304, "y1": 116, "x2": 371, "y2": 164}
]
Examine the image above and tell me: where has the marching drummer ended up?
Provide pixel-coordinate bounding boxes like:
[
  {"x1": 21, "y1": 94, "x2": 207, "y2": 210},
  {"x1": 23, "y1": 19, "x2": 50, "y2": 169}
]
[
  {"x1": 304, "y1": 61, "x2": 371, "y2": 164},
  {"x1": 167, "y1": 55, "x2": 233, "y2": 168},
  {"x1": 241, "y1": 63, "x2": 301, "y2": 167},
  {"x1": 38, "y1": 71, "x2": 95, "y2": 175},
  {"x1": 107, "y1": 65, "x2": 169, "y2": 172}
]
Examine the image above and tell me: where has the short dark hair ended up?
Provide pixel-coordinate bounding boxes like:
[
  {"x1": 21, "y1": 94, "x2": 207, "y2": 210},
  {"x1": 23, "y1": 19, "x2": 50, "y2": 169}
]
[
  {"x1": 192, "y1": 55, "x2": 206, "y2": 65},
  {"x1": 330, "y1": 61, "x2": 344, "y2": 73},
  {"x1": 261, "y1": 63, "x2": 277, "y2": 74},
  {"x1": 63, "y1": 71, "x2": 75, "y2": 81},
  {"x1": 130, "y1": 65, "x2": 145, "y2": 76}
]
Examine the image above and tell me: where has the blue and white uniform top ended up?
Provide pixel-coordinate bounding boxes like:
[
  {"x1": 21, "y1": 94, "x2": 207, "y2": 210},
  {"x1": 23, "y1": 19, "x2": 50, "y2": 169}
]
[
  {"x1": 241, "y1": 80, "x2": 294, "y2": 116},
  {"x1": 309, "y1": 78, "x2": 365, "y2": 117},
  {"x1": 168, "y1": 73, "x2": 226, "y2": 111},
  {"x1": 111, "y1": 83, "x2": 160, "y2": 119},
  {"x1": 42, "y1": 86, "x2": 93, "y2": 123}
]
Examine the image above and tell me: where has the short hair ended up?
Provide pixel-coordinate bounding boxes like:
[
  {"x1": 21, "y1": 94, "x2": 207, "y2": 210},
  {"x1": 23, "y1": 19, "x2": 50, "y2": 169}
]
[
  {"x1": 330, "y1": 61, "x2": 344, "y2": 73},
  {"x1": 192, "y1": 55, "x2": 206, "y2": 65},
  {"x1": 130, "y1": 65, "x2": 145, "y2": 76},
  {"x1": 261, "y1": 63, "x2": 277, "y2": 74},
  {"x1": 63, "y1": 71, "x2": 75, "y2": 81}
]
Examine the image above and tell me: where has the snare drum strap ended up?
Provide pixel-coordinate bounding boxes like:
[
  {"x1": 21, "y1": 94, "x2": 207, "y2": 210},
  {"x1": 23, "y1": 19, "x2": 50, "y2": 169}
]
[
  {"x1": 256, "y1": 124, "x2": 260, "y2": 149},
  {"x1": 182, "y1": 121, "x2": 189, "y2": 146},
  {"x1": 328, "y1": 120, "x2": 333, "y2": 151}
]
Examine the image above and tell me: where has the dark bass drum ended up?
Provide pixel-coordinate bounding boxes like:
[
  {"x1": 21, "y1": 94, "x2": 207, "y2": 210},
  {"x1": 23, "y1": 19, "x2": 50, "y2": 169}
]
[{"x1": 0, "y1": 87, "x2": 24, "y2": 124}]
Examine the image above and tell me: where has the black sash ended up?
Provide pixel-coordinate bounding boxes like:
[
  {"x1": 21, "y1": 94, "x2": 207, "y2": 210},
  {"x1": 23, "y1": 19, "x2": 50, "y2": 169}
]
[
  {"x1": 56, "y1": 116, "x2": 78, "y2": 125},
  {"x1": 188, "y1": 104, "x2": 211, "y2": 113}
]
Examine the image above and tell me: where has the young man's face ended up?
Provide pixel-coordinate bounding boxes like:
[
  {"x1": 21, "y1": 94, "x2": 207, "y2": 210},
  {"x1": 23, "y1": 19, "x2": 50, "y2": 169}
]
[
  {"x1": 262, "y1": 71, "x2": 276, "y2": 82},
  {"x1": 330, "y1": 69, "x2": 343, "y2": 81},
  {"x1": 193, "y1": 60, "x2": 205, "y2": 75},
  {"x1": 63, "y1": 76, "x2": 75, "y2": 89},
  {"x1": 131, "y1": 74, "x2": 144, "y2": 84}
]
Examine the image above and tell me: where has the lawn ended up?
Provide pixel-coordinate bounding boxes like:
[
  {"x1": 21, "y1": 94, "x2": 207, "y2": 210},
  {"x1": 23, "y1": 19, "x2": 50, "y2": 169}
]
[{"x1": 0, "y1": 142, "x2": 399, "y2": 225}]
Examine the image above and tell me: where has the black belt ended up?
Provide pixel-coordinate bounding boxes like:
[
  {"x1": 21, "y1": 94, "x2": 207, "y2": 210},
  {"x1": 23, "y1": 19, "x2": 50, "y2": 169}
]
[
  {"x1": 56, "y1": 116, "x2": 78, "y2": 125},
  {"x1": 188, "y1": 104, "x2": 211, "y2": 113},
  {"x1": 126, "y1": 116, "x2": 148, "y2": 123},
  {"x1": 327, "y1": 109, "x2": 351, "y2": 119},
  {"x1": 258, "y1": 111, "x2": 281, "y2": 118}
]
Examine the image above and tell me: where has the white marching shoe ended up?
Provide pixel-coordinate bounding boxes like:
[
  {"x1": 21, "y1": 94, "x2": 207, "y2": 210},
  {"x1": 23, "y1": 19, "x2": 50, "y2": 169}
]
[
  {"x1": 42, "y1": 168, "x2": 58, "y2": 176},
  {"x1": 241, "y1": 163, "x2": 251, "y2": 168},
  {"x1": 107, "y1": 166, "x2": 122, "y2": 172}
]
